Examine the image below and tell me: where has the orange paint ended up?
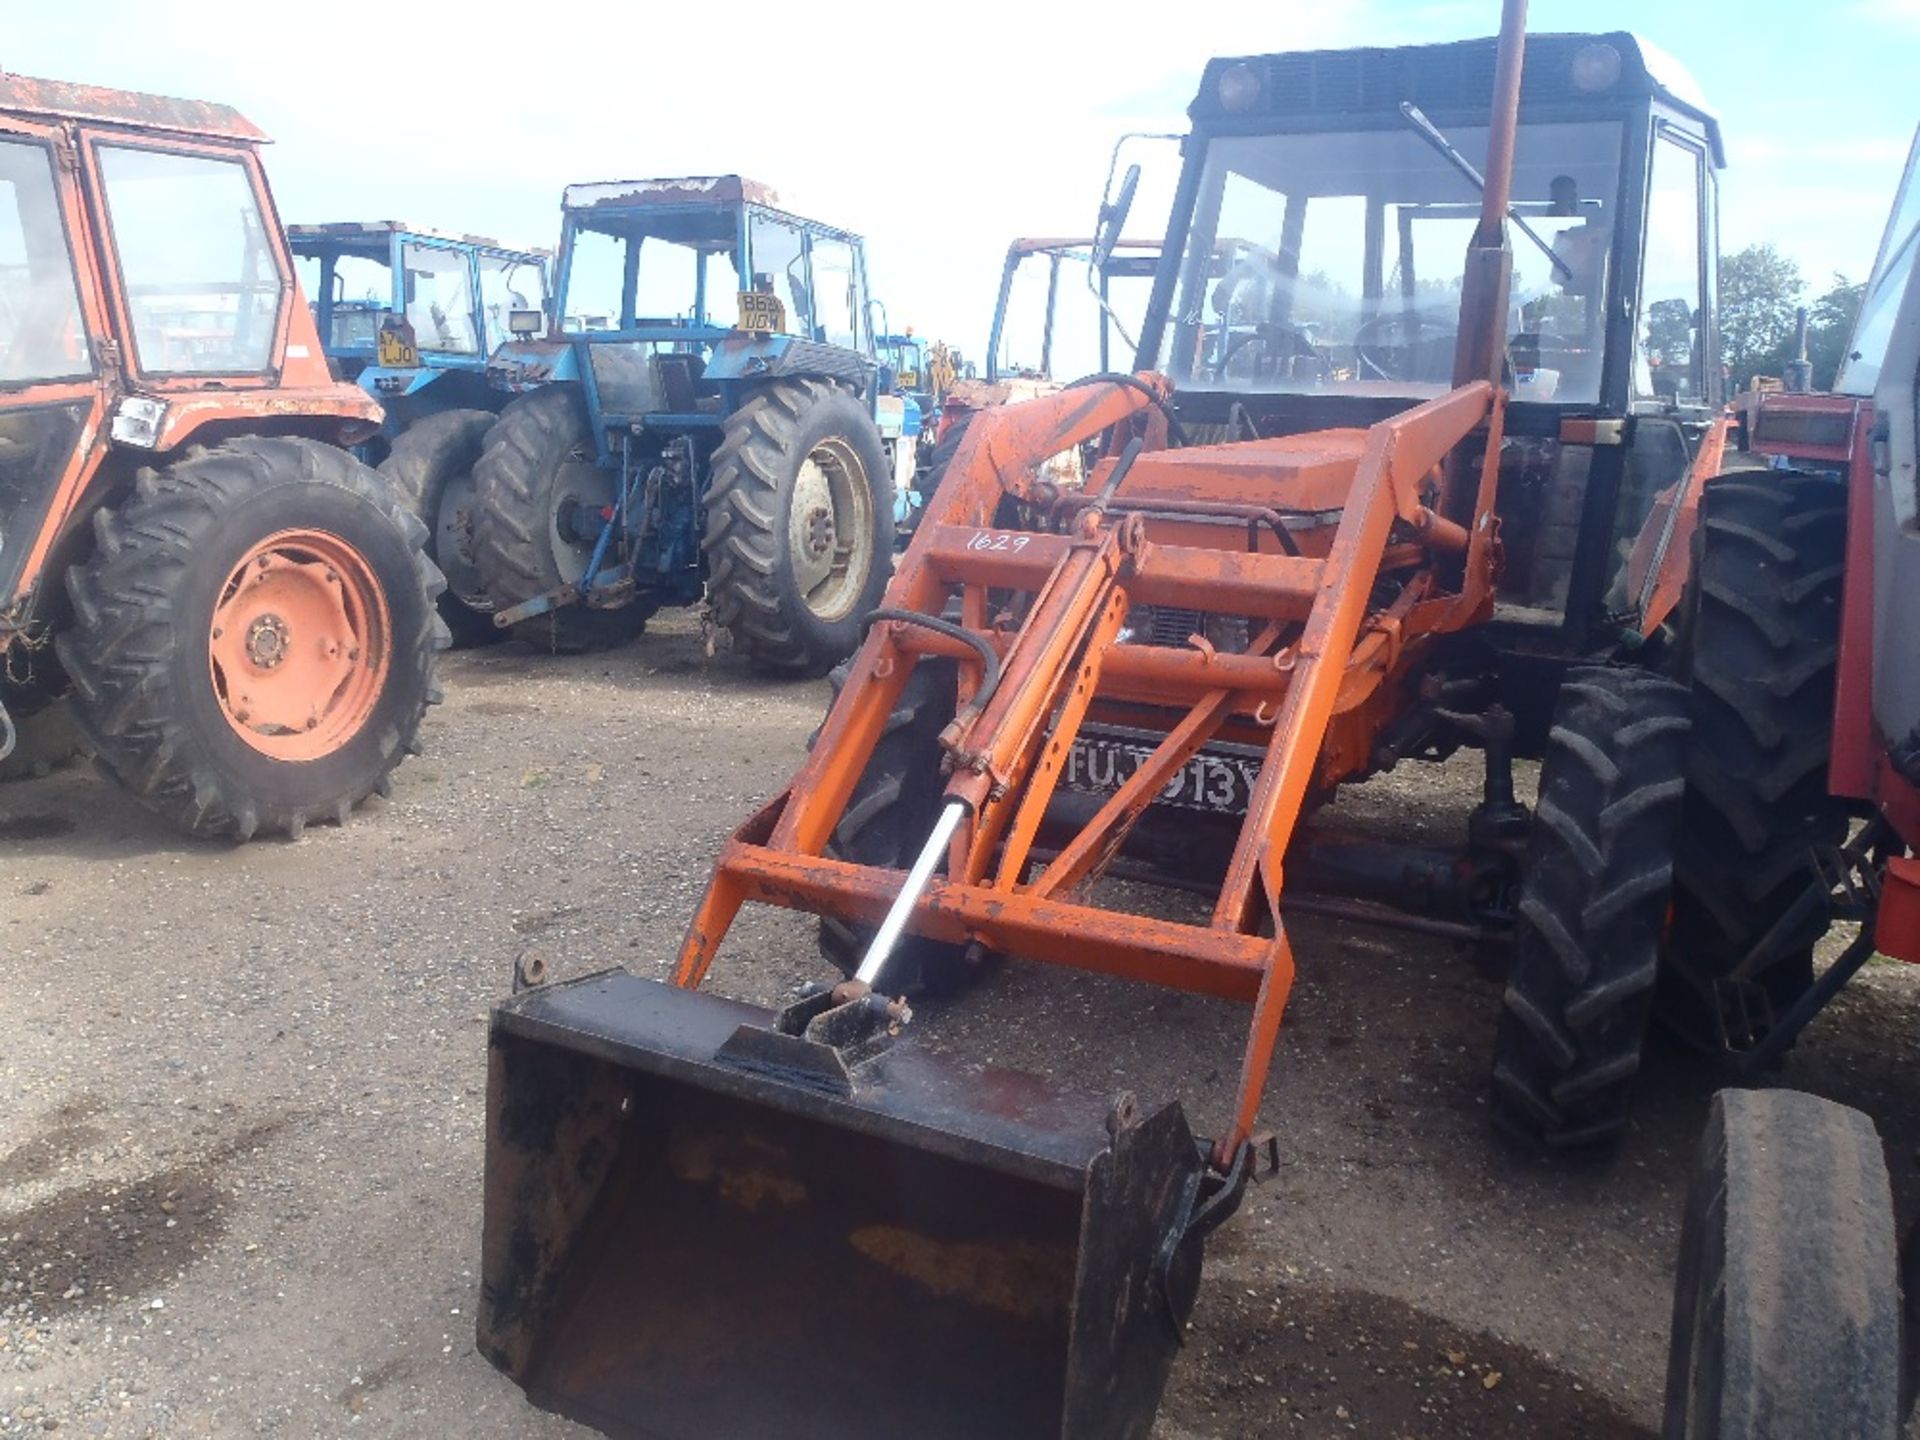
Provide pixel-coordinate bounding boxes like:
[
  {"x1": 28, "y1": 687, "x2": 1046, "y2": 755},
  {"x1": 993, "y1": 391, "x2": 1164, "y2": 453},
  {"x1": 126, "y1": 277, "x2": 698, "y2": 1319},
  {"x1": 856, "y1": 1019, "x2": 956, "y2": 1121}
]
[
  {"x1": 669, "y1": 371, "x2": 1510, "y2": 1161},
  {"x1": 209, "y1": 529, "x2": 390, "y2": 760}
]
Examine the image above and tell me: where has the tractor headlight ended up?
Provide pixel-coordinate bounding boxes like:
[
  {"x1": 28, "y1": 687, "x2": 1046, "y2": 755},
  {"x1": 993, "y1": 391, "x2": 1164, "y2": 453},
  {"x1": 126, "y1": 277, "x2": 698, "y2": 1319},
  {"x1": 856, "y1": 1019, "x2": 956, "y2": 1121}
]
[
  {"x1": 110, "y1": 394, "x2": 167, "y2": 449},
  {"x1": 509, "y1": 308, "x2": 544, "y2": 338},
  {"x1": 1571, "y1": 42, "x2": 1623, "y2": 93},
  {"x1": 1217, "y1": 62, "x2": 1262, "y2": 114}
]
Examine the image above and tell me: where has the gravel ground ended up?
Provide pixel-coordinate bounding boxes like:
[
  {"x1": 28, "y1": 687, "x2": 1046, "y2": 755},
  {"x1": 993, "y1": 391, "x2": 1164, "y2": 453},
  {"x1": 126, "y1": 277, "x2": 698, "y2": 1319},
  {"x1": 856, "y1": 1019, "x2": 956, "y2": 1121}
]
[{"x1": 3, "y1": 612, "x2": 1917, "y2": 1439}]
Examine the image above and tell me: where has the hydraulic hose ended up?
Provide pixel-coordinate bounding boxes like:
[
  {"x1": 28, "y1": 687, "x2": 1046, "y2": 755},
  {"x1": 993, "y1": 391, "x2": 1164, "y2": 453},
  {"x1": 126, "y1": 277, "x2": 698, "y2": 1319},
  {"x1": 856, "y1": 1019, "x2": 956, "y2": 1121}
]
[
  {"x1": 864, "y1": 607, "x2": 1005, "y2": 718},
  {"x1": 1065, "y1": 371, "x2": 1189, "y2": 447}
]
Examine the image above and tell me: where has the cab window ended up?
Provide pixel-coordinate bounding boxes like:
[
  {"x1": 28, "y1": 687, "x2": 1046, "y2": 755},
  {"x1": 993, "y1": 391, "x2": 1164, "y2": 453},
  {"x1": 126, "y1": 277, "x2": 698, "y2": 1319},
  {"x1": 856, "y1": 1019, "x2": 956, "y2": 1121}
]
[
  {"x1": 1636, "y1": 130, "x2": 1708, "y2": 403},
  {"x1": 479, "y1": 253, "x2": 543, "y2": 351},
  {"x1": 747, "y1": 215, "x2": 810, "y2": 338},
  {"x1": 0, "y1": 138, "x2": 90, "y2": 383},
  {"x1": 98, "y1": 146, "x2": 281, "y2": 375},
  {"x1": 809, "y1": 236, "x2": 865, "y2": 352},
  {"x1": 402, "y1": 242, "x2": 478, "y2": 355}
]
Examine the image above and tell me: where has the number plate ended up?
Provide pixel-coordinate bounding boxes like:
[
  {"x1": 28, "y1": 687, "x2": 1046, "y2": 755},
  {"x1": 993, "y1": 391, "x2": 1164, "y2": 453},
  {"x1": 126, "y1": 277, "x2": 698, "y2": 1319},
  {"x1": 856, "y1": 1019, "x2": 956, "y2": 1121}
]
[
  {"x1": 737, "y1": 291, "x2": 787, "y2": 334},
  {"x1": 376, "y1": 325, "x2": 418, "y2": 368},
  {"x1": 1063, "y1": 727, "x2": 1259, "y2": 817}
]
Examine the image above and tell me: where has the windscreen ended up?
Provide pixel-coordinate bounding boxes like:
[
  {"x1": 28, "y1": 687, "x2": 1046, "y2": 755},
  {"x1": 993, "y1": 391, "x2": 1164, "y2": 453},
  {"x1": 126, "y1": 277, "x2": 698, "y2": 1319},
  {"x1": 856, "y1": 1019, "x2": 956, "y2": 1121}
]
[
  {"x1": 559, "y1": 208, "x2": 739, "y2": 335},
  {"x1": 293, "y1": 248, "x2": 391, "y2": 350},
  {"x1": 1838, "y1": 131, "x2": 1920, "y2": 398},
  {"x1": 994, "y1": 245, "x2": 1156, "y2": 382},
  {"x1": 1157, "y1": 121, "x2": 1624, "y2": 403}
]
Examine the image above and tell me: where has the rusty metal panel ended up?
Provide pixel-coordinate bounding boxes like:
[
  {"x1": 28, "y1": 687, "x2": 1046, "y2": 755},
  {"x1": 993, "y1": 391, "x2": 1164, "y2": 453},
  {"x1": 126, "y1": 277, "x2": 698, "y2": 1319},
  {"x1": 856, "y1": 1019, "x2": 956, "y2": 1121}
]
[
  {"x1": 0, "y1": 73, "x2": 266, "y2": 142},
  {"x1": 562, "y1": 175, "x2": 781, "y2": 210}
]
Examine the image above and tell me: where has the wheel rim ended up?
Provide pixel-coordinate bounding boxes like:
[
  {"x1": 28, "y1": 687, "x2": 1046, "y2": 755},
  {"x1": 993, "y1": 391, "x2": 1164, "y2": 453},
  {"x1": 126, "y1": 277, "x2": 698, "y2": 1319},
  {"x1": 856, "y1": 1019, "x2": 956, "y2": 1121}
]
[
  {"x1": 208, "y1": 529, "x2": 391, "y2": 761},
  {"x1": 547, "y1": 453, "x2": 615, "y2": 587},
  {"x1": 435, "y1": 469, "x2": 490, "y2": 609},
  {"x1": 787, "y1": 437, "x2": 873, "y2": 623}
]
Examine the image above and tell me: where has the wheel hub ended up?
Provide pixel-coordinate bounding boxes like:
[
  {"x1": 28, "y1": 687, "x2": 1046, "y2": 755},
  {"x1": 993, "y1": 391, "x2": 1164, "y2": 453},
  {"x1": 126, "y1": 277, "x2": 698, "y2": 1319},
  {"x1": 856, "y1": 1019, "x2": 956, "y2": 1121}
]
[
  {"x1": 246, "y1": 614, "x2": 291, "y2": 669},
  {"x1": 804, "y1": 505, "x2": 835, "y2": 557}
]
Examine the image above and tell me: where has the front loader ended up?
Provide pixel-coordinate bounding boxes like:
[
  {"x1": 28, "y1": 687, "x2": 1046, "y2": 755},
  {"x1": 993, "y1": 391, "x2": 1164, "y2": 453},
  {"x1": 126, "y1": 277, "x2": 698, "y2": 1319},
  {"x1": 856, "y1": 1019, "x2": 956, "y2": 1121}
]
[{"x1": 480, "y1": 5, "x2": 1744, "y2": 1435}]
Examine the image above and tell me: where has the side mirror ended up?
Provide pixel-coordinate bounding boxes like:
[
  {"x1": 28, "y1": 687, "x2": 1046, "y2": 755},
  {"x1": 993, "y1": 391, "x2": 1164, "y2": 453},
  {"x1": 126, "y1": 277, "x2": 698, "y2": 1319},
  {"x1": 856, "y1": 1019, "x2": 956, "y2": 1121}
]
[{"x1": 1092, "y1": 163, "x2": 1141, "y2": 271}]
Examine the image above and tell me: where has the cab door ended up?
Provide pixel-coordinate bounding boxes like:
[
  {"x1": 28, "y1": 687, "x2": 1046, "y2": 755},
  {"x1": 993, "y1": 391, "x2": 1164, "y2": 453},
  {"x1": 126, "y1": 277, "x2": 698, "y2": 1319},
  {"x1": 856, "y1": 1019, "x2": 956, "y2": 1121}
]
[
  {"x1": 0, "y1": 117, "x2": 112, "y2": 617},
  {"x1": 1858, "y1": 130, "x2": 1920, "y2": 760}
]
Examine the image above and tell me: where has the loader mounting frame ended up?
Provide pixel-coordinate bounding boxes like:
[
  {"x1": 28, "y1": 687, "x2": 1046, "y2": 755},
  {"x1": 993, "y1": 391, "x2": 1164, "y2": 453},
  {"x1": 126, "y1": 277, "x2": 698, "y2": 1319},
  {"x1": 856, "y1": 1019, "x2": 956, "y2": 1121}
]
[{"x1": 673, "y1": 371, "x2": 1508, "y2": 1164}]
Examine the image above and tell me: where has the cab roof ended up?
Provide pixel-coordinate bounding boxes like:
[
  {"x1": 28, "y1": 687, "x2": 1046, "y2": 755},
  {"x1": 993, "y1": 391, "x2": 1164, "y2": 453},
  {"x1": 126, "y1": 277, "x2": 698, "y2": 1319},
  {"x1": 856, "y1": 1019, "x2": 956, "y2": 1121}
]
[
  {"x1": 287, "y1": 221, "x2": 548, "y2": 257},
  {"x1": 0, "y1": 71, "x2": 266, "y2": 142},
  {"x1": 1192, "y1": 31, "x2": 1723, "y2": 165},
  {"x1": 563, "y1": 175, "x2": 782, "y2": 212}
]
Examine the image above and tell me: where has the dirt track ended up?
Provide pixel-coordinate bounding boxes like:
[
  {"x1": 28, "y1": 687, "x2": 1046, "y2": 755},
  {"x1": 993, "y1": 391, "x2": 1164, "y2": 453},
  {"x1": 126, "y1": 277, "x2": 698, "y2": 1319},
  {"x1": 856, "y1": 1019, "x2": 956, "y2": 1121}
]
[{"x1": 3, "y1": 615, "x2": 1917, "y2": 1438}]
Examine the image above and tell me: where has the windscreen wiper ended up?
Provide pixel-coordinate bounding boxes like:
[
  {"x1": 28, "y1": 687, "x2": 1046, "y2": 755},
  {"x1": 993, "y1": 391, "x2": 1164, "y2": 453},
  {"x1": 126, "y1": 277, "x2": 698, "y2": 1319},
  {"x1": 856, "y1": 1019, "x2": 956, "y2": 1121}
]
[{"x1": 1398, "y1": 101, "x2": 1573, "y2": 281}]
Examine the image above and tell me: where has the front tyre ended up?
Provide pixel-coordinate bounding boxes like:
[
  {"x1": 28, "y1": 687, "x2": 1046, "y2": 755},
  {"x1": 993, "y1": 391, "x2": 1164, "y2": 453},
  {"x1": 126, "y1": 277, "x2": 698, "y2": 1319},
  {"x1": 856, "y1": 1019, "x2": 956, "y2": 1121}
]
[
  {"x1": 1663, "y1": 1089, "x2": 1900, "y2": 1440},
  {"x1": 704, "y1": 379, "x2": 894, "y2": 676},
  {"x1": 56, "y1": 437, "x2": 445, "y2": 841},
  {"x1": 1490, "y1": 666, "x2": 1690, "y2": 1148}
]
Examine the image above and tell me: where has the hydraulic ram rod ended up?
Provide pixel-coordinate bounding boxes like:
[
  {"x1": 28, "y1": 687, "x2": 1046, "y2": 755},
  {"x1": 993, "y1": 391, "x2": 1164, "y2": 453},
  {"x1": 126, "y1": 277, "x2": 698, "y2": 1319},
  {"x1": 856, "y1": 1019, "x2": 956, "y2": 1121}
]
[{"x1": 855, "y1": 800, "x2": 970, "y2": 987}]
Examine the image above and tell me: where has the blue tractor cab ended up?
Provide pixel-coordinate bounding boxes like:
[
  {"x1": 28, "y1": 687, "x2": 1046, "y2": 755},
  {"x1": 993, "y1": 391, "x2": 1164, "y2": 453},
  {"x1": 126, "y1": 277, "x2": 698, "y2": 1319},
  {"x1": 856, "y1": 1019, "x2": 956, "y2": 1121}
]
[
  {"x1": 290, "y1": 222, "x2": 548, "y2": 433},
  {"x1": 469, "y1": 176, "x2": 902, "y2": 669},
  {"x1": 290, "y1": 223, "x2": 550, "y2": 645}
]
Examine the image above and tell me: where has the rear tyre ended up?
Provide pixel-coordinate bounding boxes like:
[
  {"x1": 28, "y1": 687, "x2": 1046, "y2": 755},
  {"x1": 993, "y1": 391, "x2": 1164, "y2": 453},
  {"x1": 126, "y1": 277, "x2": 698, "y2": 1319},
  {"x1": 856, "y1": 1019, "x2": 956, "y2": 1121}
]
[
  {"x1": 471, "y1": 386, "x2": 653, "y2": 654},
  {"x1": 704, "y1": 379, "x2": 894, "y2": 677},
  {"x1": 814, "y1": 656, "x2": 989, "y2": 996},
  {"x1": 1665, "y1": 470, "x2": 1851, "y2": 1051},
  {"x1": 379, "y1": 408, "x2": 503, "y2": 649},
  {"x1": 1663, "y1": 1088, "x2": 1900, "y2": 1440},
  {"x1": 56, "y1": 437, "x2": 445, "y2": 841},
  {"x1": 1490, "y1": 666, "x2": 1690, "y2": 1147}
]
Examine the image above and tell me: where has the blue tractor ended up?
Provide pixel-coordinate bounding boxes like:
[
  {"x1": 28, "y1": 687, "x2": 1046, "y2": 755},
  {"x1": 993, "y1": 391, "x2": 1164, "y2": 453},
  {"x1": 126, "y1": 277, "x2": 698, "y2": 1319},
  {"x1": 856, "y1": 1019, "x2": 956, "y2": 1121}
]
[
  {"x1": 470, "y1": 176, "x2": 902, "y2": 669},
  {"x1": 291, "y1": 223, "x2": 550, "y2": 644}
]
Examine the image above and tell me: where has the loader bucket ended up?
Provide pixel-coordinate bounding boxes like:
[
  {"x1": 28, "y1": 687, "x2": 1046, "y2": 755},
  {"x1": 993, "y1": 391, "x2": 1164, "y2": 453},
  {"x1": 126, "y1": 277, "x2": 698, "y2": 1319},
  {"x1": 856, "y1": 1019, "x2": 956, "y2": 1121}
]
[{"x1": 477, "y1": 969, "x2": 1228, "y2": 1440}]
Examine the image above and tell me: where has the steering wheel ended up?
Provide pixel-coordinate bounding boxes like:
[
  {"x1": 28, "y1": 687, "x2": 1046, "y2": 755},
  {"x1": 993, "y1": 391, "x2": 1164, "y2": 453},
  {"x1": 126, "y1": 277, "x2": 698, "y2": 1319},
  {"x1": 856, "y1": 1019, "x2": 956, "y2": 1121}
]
[
  {"x1": 1353, "y1": 312, "x2": 1457, "y2": 384},
  {"x1": 1213, "y1": 324, "x2": 1319, "y2": 384}
]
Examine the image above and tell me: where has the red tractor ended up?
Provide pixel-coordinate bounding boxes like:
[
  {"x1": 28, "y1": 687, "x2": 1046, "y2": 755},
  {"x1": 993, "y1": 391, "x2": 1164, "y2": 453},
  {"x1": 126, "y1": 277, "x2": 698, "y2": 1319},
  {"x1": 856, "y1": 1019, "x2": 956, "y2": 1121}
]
[
  {"x1": 1664, "y1": 126, "x2": 1920, "y2": 1439},
  {"x1": 0, "y1": 75, "x2": 443, "y2": 837}
]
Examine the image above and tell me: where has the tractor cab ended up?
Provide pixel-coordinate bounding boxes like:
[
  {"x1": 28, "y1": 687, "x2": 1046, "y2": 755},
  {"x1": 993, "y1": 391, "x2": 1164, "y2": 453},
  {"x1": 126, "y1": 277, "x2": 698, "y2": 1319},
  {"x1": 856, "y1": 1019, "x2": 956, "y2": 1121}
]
[
  {"x1": 487, "y1": 176, "x2": 910, "y2": 482},
  {"x1": 876, "y1": 331, "x2": 926, "y2": 397},
  {"x1": 1130, "y1": 31, "x2": 1725, "y2": 648},
  {"x1": 288, "y1": 222, "x2": 547, "y2": 420},
  {"x1": 988, "y1": 236, "x2": 1162, "y2": 383}
]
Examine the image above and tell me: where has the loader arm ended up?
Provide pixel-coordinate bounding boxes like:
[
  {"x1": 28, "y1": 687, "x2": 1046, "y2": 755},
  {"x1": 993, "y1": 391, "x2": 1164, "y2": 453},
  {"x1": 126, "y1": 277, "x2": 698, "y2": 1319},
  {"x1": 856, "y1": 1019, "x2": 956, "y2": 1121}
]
[{"x1": 674, "y1": 372, "x2": 1505, "y2": 1161}]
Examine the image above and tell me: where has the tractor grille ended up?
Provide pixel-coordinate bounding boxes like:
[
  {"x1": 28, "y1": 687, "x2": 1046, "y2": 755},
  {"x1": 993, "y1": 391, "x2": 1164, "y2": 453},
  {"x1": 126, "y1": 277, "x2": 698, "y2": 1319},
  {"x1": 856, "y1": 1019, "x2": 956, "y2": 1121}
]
[{"x1": 1127, "y1": 606, "x2": 1252, "y2": 654}]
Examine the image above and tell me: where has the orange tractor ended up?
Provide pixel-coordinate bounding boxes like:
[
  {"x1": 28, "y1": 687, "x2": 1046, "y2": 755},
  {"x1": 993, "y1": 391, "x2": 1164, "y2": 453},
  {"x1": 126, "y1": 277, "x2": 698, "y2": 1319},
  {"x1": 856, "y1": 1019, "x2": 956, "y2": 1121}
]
[
  {"x1": 479, "y1": 5, "x2": 1764, "y2": 1436},
  {"x1": 0, "y1": 76, "x2": 443, "y2": 838}
]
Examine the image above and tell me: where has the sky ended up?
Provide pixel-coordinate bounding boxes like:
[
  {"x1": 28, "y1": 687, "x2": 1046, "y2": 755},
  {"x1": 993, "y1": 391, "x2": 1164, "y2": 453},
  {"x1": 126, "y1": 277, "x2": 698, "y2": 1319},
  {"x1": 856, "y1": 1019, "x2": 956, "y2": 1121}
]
[{"x1": 5, "y1": 0, "x2": 1913, "y2": 364}]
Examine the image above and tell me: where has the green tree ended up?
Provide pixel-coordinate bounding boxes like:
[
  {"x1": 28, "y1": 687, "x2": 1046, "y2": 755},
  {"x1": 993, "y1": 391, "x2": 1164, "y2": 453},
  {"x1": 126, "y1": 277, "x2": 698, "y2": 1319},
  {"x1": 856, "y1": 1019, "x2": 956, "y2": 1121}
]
[
  {"x1": 1806, "y1": 274, "x2": 1867, "y2": 389},
  {"x1": 1718, "y1": 242, "x2": 1805, "y2": 387}
]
